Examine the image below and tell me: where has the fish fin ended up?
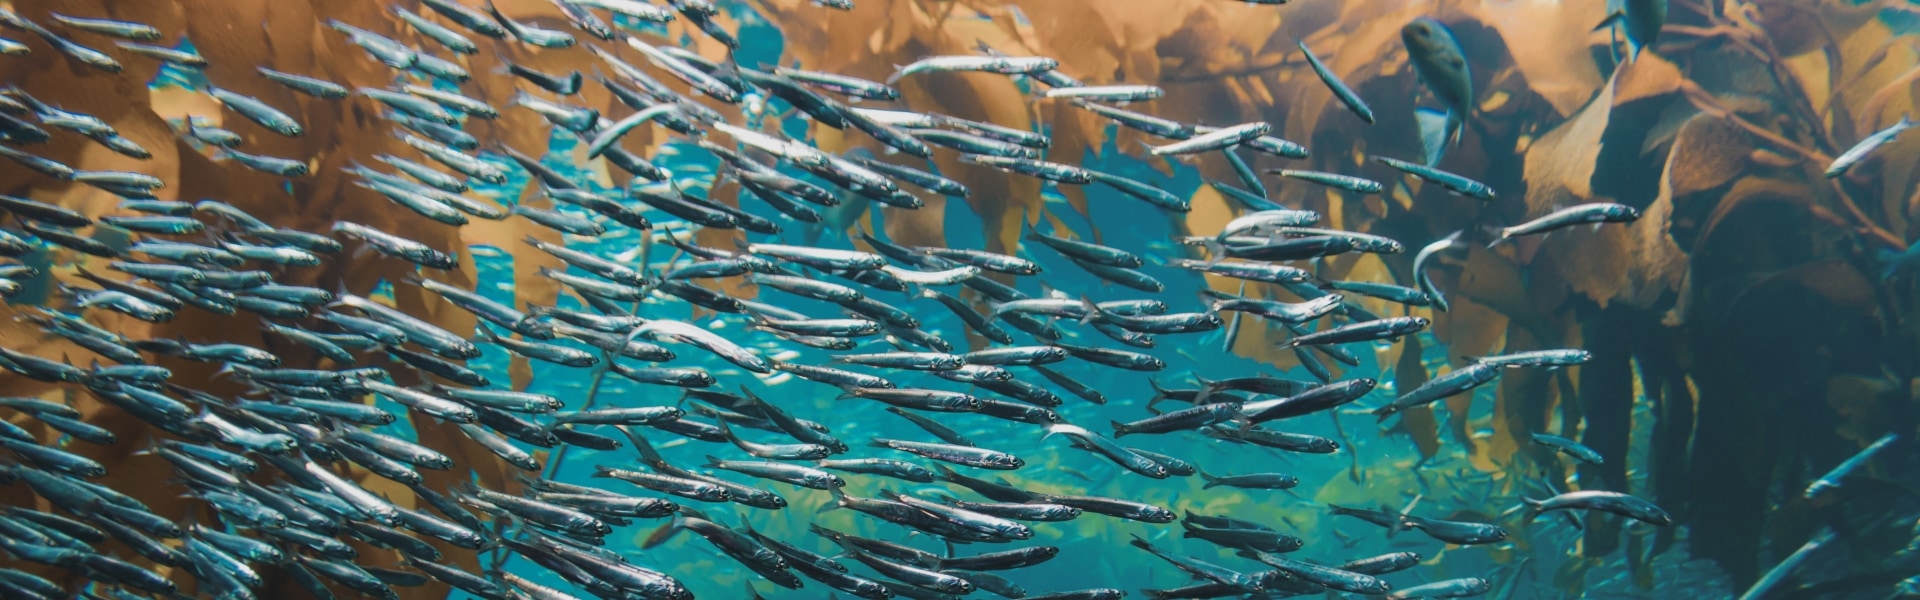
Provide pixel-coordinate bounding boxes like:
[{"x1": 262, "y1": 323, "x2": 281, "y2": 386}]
[
  {"x1": 639, "y1": 521, "x2": 681, "y2": 549},
  {"x1": 885, "y1": 64, "x2": 908, "y2": 85},
  {"x1": 1591, "y1": 11, "x2": 1625, "y2": 33},
  {"x1": 1414, "y1": 107, "x2": 1455, "y2": 166},
  {"x1": 817, "y1": 486, "x2": 848, "y2": 514}
]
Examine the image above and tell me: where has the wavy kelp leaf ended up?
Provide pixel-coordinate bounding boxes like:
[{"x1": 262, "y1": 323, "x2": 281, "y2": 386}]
[{"x1": 1457, "y1": 0, "x2": 1608, "y2": 117}]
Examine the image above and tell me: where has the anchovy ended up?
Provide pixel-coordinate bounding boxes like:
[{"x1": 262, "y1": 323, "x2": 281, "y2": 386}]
[
  {"x1": 1828, "y1": 116, "x2": 1910, "y2": 177},
  {"x1": 1299, "y1": 41, "x2": 1374, "y2": 123},
  {"x1": 1149, "y1": 122, "x2": 1270, "y2": 155},
  {"x1": 1400, "y1": 513, "x2": 1508, "y2": 544},
  {"x1": 1282, "y1": 316, "x2": 1428, "y2": 348},
  {"x1": 1492, "y1": 203, "x2": 1641, "y2": 245},
  {"x1": 1387, "y1": 577, "x2": 1492, "y2": 599},
  {"x1": 1376, "y1": 156, "x2": 1494, "y2": 200},
  {"x1": 1047, "y1": 423, "x2": 1167, "y2": 478},
  {"x1": 1471, "y1": 349, "x2": 1592, "y2": 368},
  {"x1": 776, "y1": 67, "x2": 900, "y2": 100},
  {"x1": 1041, "y1": 84, "x2": 1163, "y2": 102},
  {"x1": 1129, "y1": 534, "x2": 1263, "y2": 591},
  {"x1": 1268, "y1": 168, "x2": 1383, "y2": 194},
  {"x1": 1071, "y1": 100, "x2": 1195, "y2": 138},
  {"x1": 870, "y1": 438, "x2": 1022, "y2": 469},
  {"x1": 1374, "y1": 362, "x2": 1501, "y2": 419},
  {"x1": 1521, "y1": 490, "x2": 1672, "y2": 526},
  {"x1": 1805, "y1": 432, "x2": 1898, "y2": 500},
  {"x1": 1204, "y1": 426, "x2": 1339, "y2": 453},
  {"x1": 889, "y1": 55, "x2": 1059, "y2": 83},
  {"x1": 327, "y1": 19, "x2": 416, "y2": 68},
  {"x1": 961, "y1": 154, "x2": 1095, "y2": 184},
  {"x1": 488, "y1": 2, "x2": 575, "y2": 48},
  {"x1": 114, "y1": 41, "x2": 206, "y2": 67},
  {"x1": 1239, "y1": 551, "x2": 1391, "y2": 594}
]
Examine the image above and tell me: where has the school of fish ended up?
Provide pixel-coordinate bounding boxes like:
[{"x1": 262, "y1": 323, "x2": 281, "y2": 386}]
[{"x1": 13, "y1": 0, "x2": 1909, "y2": 598}]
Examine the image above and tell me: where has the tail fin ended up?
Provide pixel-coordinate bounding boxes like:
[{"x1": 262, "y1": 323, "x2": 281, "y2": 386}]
[
  {"x1": 1198, "y1": 470, "x2": 1220, "y2": 489},
  {"x1": 1415, "y1": 107, "x2": 1457, "y2": 166}
]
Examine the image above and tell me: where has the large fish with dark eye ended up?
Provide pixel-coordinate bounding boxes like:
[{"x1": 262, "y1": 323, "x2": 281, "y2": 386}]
[
  {"x1": 1520, "y1": 490, "x2": 1672, "y2": 526},
  {"x1": 1281, "y1": 316, "x2": 1429, "y2": 348},
  {"x1": 1402, "y1": 16, "x2": 1472, "y2": 166},
  {"x1": 1241, "y1": 378, "x2": 1376, "y2": 423},
  {"x1": 1374, "y1": 361, "x2": 1502, "y2": 419},
  {"x1": 869, "y1": 438, "x2": 1022, "y2": 469},
  {"x1": 1046, "y1": 423, "x2": 1167, "y2": 478},
  {"x1": 1491, "y1": 202, "x2": 1641, "y2": 246}
]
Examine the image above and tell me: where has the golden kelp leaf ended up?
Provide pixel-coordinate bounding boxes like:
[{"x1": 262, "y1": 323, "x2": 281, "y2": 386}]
[
  {"x1": 1664, "y1": 115, "x2": 1757, "y2": 201},
  {"x1": 1458, "y1": 0, "x2": 1608, "y2": 117},
  {"x1": 1521, "y1": 68, "x2": 1615, "y2": 215},
  {"x1": 1613, "y1": 52, "x2": 1686, "y2": 106}
]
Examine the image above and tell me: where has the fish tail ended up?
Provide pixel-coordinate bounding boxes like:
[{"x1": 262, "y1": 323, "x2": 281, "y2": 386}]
[
  {"x1": 1197, "y1": 470, "x2": 1219, "y2": 489},
  {"x1": 885, "y1": 64, "x2": 908, "y2": 85},
  {"x1": 1414, "y1": 107, "x2": 1454, "y2": 167},
  {"x1": 1372, "y1": 405, "x2": 1397, "y2": 422},
  {"x1": 1108, "y1": 420, "x2": 1129, "y2": 438},
  {"x1": 817, "y1": 486, "x2": 849, "y2": 514}
]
